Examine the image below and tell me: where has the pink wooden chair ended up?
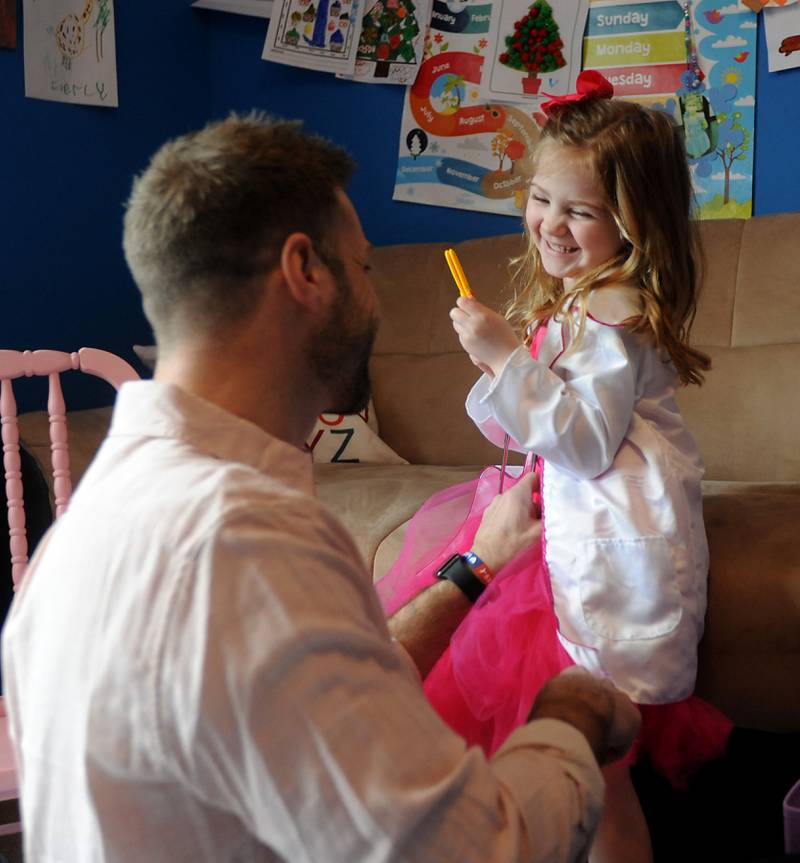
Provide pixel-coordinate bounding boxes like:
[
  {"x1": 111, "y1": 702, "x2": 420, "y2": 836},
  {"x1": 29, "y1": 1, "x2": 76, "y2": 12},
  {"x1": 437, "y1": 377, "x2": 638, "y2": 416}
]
[{"x1": 0, "y1": 347, "x2": 139, "y2": 825}]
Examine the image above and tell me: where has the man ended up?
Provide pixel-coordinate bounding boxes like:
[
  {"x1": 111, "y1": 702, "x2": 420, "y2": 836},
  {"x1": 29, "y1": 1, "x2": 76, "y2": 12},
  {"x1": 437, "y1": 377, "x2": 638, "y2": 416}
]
[{"x1": 2, "y1": 114, "x2": 638, "y2": 862}]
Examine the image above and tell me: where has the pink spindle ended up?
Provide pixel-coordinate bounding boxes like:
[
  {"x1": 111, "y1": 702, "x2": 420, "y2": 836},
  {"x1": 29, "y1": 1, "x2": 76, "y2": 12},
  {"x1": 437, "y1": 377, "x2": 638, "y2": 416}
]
[
  {"x1": 1, "y1": 379, "x2": 28, "y2": 588},
  {"x1": 47, "y1": 372, "x2": 73, "y2": 518}
]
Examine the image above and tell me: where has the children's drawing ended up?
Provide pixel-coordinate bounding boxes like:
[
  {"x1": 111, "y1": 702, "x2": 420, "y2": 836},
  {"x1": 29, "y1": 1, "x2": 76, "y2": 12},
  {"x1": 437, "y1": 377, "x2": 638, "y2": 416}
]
[
  {"x1": 23, "y1": 0, "x2": 118, "y2": 107},
  {"x1": 779, "y1": 33, "x2": 800, "y2": 53},
  {"x1": 481, "y1": 0, "x2": 587, "y2": 103},
  {"x1": 55, "y1": 0, "x2": 88, "y2": 69},
  {"x1": 339, "y1": 0, "x2": 430, "y2": 83},
  {"x1": 764, "y1": 1, "x2": 800, "y2": 71},
  {"x1": 263, "y1": 0, "x2": 364, "y2": 74},
  {"x1": 395, "y1": 0, "x2": 545, "y2": 216},
  {"x1": 0, "y1": 0, "x2": 16, "y2": 50},
  {"x1": 95, "y1": 0, "x2": 111, "y2": 61}
]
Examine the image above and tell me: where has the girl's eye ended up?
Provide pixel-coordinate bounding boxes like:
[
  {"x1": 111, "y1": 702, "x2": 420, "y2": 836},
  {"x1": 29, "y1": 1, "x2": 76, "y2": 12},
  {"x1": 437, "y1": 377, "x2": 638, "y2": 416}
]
[
  {"x1": 570, "y1": 209, "x2": 593, "y2": 218},
  {"x1": 531, "y1": 194, "x2": 548, "y2": 204}
]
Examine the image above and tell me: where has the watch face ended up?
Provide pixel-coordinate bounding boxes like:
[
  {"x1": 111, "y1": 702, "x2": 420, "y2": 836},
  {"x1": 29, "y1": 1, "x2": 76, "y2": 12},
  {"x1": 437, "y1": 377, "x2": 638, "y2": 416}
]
[
  {"x1": 436, "y1": 554, "x2": 485, "y2": 603},
  {"x1": 435, "y1": 553, "x2": 462, "y2": 579}
]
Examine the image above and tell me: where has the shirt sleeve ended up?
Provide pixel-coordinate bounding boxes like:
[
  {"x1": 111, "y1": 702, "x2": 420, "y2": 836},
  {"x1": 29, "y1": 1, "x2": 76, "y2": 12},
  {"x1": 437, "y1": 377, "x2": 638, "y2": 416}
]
[
  {"x1": 466, "y1": 320, "x2": 638, "y2": 480},
  {"x1": 155, "y1": 501, "x2": 604, "y2": 863}
]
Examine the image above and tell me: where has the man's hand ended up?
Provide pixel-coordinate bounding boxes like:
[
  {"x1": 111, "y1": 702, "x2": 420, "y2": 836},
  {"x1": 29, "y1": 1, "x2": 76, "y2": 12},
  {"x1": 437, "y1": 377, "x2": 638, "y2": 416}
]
[
  {"x1": 450, "y1": 297, "x2": 521, "y2": 377},
  {"x1": 529, "y1": 667, "x2": 641, "y2": 766},
  {"x1": 389, "y1": 472, "x2": 541, "y2": 677},
  {"x1": 471, "y1": 471, "x2": 541, "y2": 573}
]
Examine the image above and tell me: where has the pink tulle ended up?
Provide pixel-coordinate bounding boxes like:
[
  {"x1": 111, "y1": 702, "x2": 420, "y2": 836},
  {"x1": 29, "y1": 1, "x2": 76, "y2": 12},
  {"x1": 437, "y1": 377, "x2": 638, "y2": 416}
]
[
  {"x1": 376, "y1": 464, "x2": 575, "y2": 756},
  {"x1": 633, "y1": 697, "x2": 733, "y2": 790}
]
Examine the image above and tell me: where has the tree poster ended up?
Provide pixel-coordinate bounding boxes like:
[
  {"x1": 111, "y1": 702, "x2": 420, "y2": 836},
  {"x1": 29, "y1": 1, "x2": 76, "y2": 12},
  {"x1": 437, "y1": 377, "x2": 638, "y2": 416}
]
[
  {"x1": 263, "y1": 0, "x2": 365, "y2": 74},
  {"x1": 338, "y1": 0, "x2": 432, "y2": 83},
  {"x1": 481, "y1": 0, "x2": 588, "y2": 102},
  {"x1": 583, "y1": 0, "x2": 757, "y2": 219},
  {"x1": 23, "y1": 0, "x2": 117, "y2": 107},
  {"x1": 394, "y1": 0, "x2": 555, "y2": 216}
]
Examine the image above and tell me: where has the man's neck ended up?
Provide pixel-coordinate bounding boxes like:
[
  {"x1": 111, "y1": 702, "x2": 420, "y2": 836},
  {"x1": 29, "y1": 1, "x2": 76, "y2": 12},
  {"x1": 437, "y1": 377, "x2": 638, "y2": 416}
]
[{"x1": 153, "y1": 341, "x2": 321, "y2": 451}]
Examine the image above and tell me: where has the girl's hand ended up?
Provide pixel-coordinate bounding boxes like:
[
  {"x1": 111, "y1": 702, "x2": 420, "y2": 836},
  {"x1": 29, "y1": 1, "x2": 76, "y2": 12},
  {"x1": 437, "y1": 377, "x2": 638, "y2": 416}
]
[{"x1": 450, "y1": 296, "x2": 521, "y2": 377}]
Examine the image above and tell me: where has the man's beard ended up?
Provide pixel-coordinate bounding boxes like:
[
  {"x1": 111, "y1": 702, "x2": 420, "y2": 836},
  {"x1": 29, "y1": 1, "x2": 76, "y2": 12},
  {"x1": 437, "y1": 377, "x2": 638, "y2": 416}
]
[{"x1": 308, "y1": 268, "x2": 378, "y2": 416}]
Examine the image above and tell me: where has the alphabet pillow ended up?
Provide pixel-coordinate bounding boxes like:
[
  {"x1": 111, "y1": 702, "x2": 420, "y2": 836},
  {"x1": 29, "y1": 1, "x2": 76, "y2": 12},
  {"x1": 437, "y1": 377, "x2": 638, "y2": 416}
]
[{"x1": 307, "y1": 401, "x2": 408, "y2": 465}]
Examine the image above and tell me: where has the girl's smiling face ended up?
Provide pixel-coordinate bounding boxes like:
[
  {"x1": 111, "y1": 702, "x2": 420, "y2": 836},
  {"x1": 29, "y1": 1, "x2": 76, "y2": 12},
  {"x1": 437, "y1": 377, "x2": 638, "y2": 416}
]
[{"x1": 525, "y1": 145, "x2": 625, "y2": 290}]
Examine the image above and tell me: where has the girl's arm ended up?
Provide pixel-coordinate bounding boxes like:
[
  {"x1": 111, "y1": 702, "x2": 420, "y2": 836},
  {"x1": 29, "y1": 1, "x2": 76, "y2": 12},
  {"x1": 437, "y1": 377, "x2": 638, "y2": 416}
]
[{"x1": 467, "y1": 319, "x2": 638, "y2": 480}]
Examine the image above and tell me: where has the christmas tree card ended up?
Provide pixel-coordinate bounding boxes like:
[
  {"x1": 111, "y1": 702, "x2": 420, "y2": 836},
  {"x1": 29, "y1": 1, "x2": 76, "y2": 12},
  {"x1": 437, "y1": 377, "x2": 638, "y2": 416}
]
[
  {"x1": 339, "y1": 0, "x2": 432, "y2": 83},
  {"x1": 481, "y1": 0, "x2": 588, "y2": 102}
]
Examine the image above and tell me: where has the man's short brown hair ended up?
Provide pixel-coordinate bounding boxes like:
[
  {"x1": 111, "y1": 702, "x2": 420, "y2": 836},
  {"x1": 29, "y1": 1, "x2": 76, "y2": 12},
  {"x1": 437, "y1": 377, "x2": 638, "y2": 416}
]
[{"x1": 123, "y1": 113, "x2": 356, "y2": 343}]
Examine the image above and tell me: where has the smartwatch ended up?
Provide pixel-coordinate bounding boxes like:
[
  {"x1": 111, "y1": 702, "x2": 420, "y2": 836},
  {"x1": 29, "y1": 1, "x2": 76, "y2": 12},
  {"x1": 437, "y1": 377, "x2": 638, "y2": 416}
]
[{"x1": 435, "y1": 552, "x2": 494, "y2": 603}]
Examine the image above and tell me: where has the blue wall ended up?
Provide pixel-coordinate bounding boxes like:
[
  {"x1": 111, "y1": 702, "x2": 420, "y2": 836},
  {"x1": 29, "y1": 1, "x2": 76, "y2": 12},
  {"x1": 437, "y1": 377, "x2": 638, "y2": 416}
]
[
  {"x1": 1, "y1": 0, "x2": 798, "y2": 411},
  {"x1": 0, "y1": 1, "x2": 211, "y2": 410}
]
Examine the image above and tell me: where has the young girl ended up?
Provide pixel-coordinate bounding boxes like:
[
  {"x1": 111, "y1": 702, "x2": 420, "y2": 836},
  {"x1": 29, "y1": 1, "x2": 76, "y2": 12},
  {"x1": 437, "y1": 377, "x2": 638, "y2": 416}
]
[{"x1": 376, "y1": 71, "x2": 732, "y2": 862}]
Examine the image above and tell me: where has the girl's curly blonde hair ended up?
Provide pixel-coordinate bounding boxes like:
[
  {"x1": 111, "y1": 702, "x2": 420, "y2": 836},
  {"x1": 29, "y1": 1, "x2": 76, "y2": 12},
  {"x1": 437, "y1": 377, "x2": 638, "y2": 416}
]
[{"x1": 506, "y1": 97, "x2": 710, "y2": 386}]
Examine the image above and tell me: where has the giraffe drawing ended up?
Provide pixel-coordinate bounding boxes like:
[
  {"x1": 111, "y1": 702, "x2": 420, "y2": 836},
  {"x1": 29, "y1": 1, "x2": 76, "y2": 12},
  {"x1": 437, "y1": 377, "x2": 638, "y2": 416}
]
[{"x1": 54, "y1": 0, "x2": 94, "y2": 70}]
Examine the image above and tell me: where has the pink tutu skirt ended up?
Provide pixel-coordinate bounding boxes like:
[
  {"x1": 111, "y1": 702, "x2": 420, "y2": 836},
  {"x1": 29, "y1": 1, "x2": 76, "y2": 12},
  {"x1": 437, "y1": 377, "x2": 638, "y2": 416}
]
[{"x1": 375, "y1": 464, "x2": 732, "y2": 789}]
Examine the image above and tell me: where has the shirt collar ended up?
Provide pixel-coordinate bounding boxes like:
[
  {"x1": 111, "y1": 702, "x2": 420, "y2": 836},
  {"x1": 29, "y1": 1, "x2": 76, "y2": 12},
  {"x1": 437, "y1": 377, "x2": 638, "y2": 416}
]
[{"x1": 108, "y1": 380, "x2": 314, "y2": 496}]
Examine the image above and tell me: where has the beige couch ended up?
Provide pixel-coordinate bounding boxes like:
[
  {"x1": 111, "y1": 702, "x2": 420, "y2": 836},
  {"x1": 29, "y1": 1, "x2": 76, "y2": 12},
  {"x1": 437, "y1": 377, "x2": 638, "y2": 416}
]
[{"x1": 16, "y1": 213, "x2": 800, "y2": 736}]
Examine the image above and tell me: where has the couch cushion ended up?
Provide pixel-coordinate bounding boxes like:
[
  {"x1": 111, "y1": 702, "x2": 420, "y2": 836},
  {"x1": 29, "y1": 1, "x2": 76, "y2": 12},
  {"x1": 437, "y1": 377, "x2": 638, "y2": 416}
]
[
  {"x1": 370, "y1": 353, "x2": 527, "y2": 467},
  {"x1": 313, "y1": 463, "x2": 479, "y2": 572},
  {"x1": 677, "y1": 344, "x2": 800, "y2": 482},
  {"x1": 694, "y1": 482, "x2": 799, "y2": 731},
  {"x1": 730, "y1": 213, "x2": 800, "y2": 347}
]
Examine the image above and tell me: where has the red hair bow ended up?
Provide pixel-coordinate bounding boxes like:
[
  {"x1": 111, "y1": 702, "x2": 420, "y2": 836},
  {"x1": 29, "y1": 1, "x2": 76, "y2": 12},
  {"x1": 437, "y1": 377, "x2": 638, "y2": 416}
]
[{"x1": 540, "y1": 70, "x2": 614, "y2": 117}]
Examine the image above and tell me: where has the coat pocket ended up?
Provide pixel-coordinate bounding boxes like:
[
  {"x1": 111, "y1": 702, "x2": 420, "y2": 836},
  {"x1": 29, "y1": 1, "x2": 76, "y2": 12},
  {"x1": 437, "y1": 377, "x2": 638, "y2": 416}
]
[{"x1": 578, "y1": 536, "x2": 682, "y2": 641}]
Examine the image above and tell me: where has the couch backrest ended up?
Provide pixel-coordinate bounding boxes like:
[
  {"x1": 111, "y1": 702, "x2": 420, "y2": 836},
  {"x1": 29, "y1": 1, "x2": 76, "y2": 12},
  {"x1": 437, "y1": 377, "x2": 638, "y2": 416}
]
[{"x1": 369, "y1": 213, "x2": 800, "y2": 482}]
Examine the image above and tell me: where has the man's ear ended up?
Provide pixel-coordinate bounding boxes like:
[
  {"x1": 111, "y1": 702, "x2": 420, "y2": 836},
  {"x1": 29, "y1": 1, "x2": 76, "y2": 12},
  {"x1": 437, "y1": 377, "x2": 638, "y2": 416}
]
[{"x1": 280, "y1": 232, "x2": 325, "y2": 313}]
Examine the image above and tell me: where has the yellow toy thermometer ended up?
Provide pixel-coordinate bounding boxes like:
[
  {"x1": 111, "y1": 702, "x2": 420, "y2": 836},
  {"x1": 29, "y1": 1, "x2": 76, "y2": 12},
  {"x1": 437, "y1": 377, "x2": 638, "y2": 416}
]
[{"x1": 444, "y1": 248, "x2": 474, "y2": 298}]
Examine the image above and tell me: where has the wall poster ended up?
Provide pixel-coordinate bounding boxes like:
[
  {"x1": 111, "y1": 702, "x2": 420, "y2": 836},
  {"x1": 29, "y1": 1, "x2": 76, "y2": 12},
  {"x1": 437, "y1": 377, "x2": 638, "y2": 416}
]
[
  {"x1": 583, "y1": 0, "x2": 757, "y2": 219},
  {"x1": 394, "y1": 0, "x2": 588, "y2": 216},
  {"x1": 395, "y1": 0, "x2": 756, "y2": 219},
  {"x1": 23, "y1": 0, "x2": 118, "y2": 107}
]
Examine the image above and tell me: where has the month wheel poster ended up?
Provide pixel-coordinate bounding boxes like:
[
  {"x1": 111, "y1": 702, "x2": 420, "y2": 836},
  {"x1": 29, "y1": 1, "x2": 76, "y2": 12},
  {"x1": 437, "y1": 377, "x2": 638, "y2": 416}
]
[{"x1": 394, "y1": 0, "x2": 586, "y2": 215}]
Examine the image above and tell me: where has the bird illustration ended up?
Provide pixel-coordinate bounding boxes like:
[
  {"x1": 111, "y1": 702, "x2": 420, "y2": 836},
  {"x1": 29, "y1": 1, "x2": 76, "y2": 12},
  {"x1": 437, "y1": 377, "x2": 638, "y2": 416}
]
[
  {"x1": 733, "y1": 51, "x2": 750, "y2": 62},
  {"x1": 704, "y1": 9, "x2": 723, "y2": 24}
]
